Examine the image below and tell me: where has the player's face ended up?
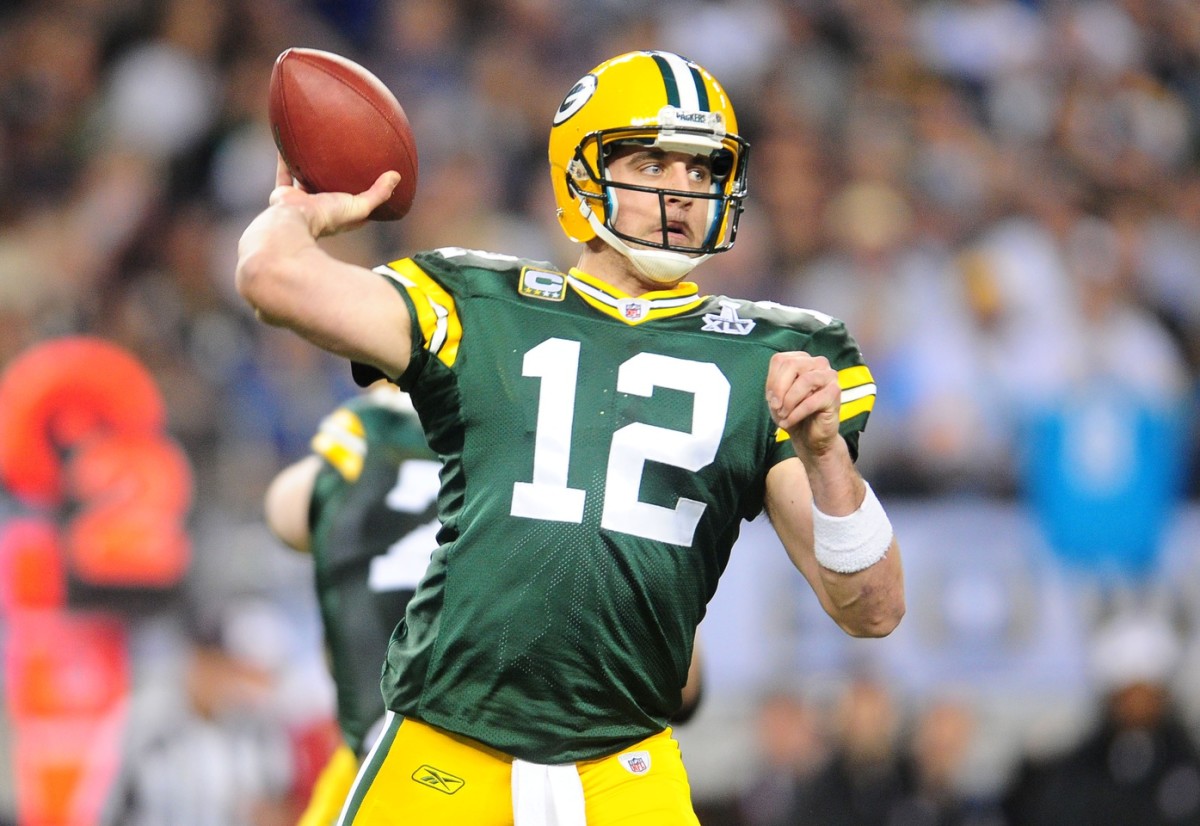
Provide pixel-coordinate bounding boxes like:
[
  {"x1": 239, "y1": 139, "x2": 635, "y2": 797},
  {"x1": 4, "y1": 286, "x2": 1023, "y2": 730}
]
[{"x1": 604, "y1": 147, "x2": 714, "y2": 254}]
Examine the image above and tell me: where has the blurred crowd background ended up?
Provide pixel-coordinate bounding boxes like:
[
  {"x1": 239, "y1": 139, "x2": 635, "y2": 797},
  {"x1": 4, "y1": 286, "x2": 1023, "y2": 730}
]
[{"x1": 1, "y1": 0, "x2": 1199, "y2": 823}]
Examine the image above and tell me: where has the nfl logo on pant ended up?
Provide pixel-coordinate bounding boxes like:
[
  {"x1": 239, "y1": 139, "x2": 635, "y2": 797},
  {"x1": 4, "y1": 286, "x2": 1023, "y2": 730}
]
[{"x1": 618, "y1": 751, "x2": 651, "y2": 775}]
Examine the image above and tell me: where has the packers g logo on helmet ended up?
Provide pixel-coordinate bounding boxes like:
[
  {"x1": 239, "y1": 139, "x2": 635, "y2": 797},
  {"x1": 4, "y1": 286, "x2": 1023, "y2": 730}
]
[
  {"x1": 553, "y1": 75, "x2": 597, "y2": 126},
  {"x1": 548, "y1": 51, "x2": 750, "y2": 284}
]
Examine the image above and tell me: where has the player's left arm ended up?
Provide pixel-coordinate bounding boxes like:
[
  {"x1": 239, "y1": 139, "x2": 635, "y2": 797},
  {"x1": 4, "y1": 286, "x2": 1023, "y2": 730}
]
[
  {"x1": 264, "y1": 454, "x2": 323, "y2": 553},
  {"x1": 763, "y1": 350, "x2": 905, "y2": 638}
]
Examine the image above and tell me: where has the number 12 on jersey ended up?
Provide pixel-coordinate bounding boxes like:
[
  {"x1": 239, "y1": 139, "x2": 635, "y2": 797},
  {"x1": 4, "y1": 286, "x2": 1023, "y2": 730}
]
[{"x1": 510, "y1": 337, "x2": 730, "y2": 546}]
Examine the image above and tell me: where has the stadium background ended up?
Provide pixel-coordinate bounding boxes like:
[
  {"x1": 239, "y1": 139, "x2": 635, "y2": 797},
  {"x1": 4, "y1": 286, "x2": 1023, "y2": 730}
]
[{"x1": 1, "y1": 0, "x2": 1199, "y2": 823}]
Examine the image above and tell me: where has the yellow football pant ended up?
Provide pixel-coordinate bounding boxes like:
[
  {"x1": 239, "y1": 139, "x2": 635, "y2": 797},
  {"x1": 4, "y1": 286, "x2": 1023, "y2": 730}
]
[{"x1": 338, "y1": 715, "x2": 699, "y2": 825}]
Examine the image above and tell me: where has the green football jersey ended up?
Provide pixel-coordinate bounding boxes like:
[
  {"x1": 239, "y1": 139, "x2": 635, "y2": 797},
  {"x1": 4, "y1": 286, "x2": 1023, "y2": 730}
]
[
  {"x1": 307, "y1": 385, "x2": 440, "y2": 754},
  {"x1": 371, "y1": 248, "x2": 876, "y2": 763}
]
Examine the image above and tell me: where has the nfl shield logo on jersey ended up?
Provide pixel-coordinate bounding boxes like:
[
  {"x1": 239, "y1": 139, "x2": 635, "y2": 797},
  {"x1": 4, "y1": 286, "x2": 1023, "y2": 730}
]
[
  {"x1": 618, "y1": 299, "x2": 649, "y2": 321},
  {"x1": 618, "y1": 750, "x2": 651, "y2": 775}
]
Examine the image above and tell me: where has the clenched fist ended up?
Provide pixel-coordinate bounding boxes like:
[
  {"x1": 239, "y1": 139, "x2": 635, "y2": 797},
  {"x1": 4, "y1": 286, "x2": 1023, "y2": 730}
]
[{"x1": 765, "y1": 351, "x2": 842, "y2": 459}]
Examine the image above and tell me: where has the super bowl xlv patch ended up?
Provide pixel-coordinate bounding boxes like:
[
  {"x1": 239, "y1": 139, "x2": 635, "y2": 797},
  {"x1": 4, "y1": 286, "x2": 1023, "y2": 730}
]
[{"x1": 701, "y1": 300, "x2": 755, "y2": 335}]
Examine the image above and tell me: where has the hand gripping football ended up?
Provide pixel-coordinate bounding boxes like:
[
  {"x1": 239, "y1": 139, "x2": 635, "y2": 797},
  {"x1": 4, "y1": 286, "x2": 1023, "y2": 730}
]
[{"x1": 268, "y1": 47, "x2": 418, "y2": 221}]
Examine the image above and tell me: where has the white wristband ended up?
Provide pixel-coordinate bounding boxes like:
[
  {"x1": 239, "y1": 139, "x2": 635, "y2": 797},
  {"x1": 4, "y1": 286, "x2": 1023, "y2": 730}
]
[{"x1": 812, "y1": 482, "x2": 893, "y2": 573}]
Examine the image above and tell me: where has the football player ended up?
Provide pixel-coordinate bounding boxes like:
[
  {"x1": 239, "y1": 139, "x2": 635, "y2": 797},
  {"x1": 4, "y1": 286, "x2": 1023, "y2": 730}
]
[
  {"x1": 264, "y1": 382, "x2": 439, "y2": 825},
  {"x1": 237, "y1": 50, "x2": 904, "y2": 826}
]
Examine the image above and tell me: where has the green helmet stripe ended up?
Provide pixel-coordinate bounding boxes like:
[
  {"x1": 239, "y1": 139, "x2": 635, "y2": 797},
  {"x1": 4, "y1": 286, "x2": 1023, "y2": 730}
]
[
  {"x1": 650, "y1": 52, "x2": 681, "y2": 108},
  {"x1": 689, "y1": 66, "x2": 710, "y2": 111},
  {"x1": 649, "y1": 52, "x2": 710, "y2": 112}
]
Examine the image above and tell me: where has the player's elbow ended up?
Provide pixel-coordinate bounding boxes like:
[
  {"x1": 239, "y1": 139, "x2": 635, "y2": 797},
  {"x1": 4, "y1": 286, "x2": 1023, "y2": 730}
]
[
  {"x1": 236, "y1": 248, "x2": 294, "y2": 325},
  {"x1": 840, "y1": 595, "x2": 905, "y2": 638}
]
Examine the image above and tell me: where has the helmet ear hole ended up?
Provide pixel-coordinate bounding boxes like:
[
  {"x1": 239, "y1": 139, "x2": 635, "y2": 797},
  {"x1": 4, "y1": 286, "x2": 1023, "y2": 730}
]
[{"x1": 711, "y1": 149, "x2": 734, "y2": 180}]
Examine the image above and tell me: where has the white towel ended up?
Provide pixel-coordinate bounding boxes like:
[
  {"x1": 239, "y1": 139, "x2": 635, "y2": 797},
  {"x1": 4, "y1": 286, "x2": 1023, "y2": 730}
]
[{"x1": 511, "y1": 759, "x2": 586, "y2": 826}]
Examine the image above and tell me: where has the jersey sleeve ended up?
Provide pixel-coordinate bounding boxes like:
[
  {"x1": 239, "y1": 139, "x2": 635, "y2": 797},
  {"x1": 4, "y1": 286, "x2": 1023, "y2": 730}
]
[
  {"x1": 355, "y1": 248, "x2": 556, "y2": 390},
  {"x1": 814, "y1": 318, "x2": 877, "y2": 438},
  {"x1": 349, "y1": 266, "x2": 425, "y2": 388},
  {"x1": 349, "y1": 255, "x2": 458, "y2": 389},
  {"x1": 307, "y1": 390, "x2": 431, "y2": 526},
  {"x1": 765, "y1": 315, "x2": 877, "y2": 464},
  {"x1": 311, "y1": 405, "x2": 369, "y2": 483},
  {"x1": 378, "y1": 254, "x2": 466, "y2": 377}
]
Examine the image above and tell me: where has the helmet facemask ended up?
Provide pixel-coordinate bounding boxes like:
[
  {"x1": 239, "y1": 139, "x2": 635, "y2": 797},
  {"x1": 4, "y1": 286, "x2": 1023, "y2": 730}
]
[{"x1": 568, "y1": 121, "x2": 749, "y2": 284}]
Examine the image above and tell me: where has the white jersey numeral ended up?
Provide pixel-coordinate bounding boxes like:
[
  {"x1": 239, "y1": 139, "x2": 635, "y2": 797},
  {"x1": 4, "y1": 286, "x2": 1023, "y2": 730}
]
[
  {"x1": 510, "y1": 338, "x2": 729, "y2": 546},
  {"x1": 510, "y1": 338, "x2": 587, "y2": 523},
  {"x1": 369, "y1": 458, "x2": 441, "y2": 593},
  {"x1": 603, "y1": 353, "x2": 729, "y2": 544}
]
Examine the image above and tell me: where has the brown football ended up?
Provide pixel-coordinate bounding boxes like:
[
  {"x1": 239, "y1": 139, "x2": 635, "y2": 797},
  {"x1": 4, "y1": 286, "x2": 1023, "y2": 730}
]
[{"x1": 268, "y1": 47, "x2": 418, "y2": 221}]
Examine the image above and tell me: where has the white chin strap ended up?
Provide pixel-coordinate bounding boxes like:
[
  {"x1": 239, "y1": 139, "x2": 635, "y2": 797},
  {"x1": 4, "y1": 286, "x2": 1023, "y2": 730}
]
[{"x1": 585, "y1": 207, "x2": 709, "y2": 285}]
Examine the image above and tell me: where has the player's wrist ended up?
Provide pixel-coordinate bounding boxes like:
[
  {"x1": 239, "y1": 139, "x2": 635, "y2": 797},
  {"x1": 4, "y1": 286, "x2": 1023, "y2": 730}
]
[
  {"x1": 812, "y1": 481, "x2": 893, "y2": 573},
  {"x1": 797, "y1": 434, "x2": 857, "y2": 505}
]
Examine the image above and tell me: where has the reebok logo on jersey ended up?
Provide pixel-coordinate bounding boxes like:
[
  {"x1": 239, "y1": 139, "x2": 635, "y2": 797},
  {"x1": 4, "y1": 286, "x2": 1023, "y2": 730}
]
[
  {"x1": 519, "y1": 268, "x2": 567, "y2": 301},
  {"x1": 412, "y1": 765, "x2": 466, "y2": 795},
  {"x1": 701, "y1": 301, "x2": 755, "y2": 335},
  {"x1": 617, "y1": 750, "x2": 652, "y2": 775}
]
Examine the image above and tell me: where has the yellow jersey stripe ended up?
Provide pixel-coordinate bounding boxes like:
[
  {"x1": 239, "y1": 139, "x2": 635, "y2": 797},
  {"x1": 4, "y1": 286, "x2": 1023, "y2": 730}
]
[
  {"x1": 837, "y1": 365, "x2": 874, "y2": 390},
  {"x1": 312, "y1": 410, "x2": 367, "y2": 482},
  {"x1": 837, "y1": 365, "x2": 876, "y2": 422},
  {"x1": 840, "y1": 394, "x2": 875, "y2": 422},
  {"x1": 383, "y1": 260, "x2": 463, "y2": 367}
]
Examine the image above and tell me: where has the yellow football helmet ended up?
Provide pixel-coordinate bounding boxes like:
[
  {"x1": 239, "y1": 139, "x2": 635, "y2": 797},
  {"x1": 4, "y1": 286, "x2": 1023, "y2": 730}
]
[{"x1": 548, "y1": 50, "x2": 750, "y2": 283}]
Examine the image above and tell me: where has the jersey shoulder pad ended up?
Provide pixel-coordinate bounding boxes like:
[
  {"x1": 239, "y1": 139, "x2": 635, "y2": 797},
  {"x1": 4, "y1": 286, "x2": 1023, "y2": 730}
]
[
  {"x1": 311, "y1": 404, "x2": 368, "y2": 482},
  {"x1": 711, "y1": 294, "x2": 871, "y2": 382},
  {"x1": 420, "y1": 247, "x2": 557, "y2": 275},
  {"x1": 700, "y1": 295, "x2": 849, "y2": 346},
  {"x1": 712, "y1": 299, "x2": 875, "y2": 452},
  {"x1": 382, "y1": 249, "x2": 562, "y2": 301},
  {"x1": 735, "y1": 297, "x2": 838, "y2": 334},
  {"x1": 315, "y1": 391, "x2": 432, "y2": 480}
]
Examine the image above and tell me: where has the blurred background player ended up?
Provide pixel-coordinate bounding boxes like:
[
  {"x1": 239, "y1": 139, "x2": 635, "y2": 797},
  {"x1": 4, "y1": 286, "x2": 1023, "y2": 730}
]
[{"x1": 264, "y1": 382, "x2": 441, "y2": 824}]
